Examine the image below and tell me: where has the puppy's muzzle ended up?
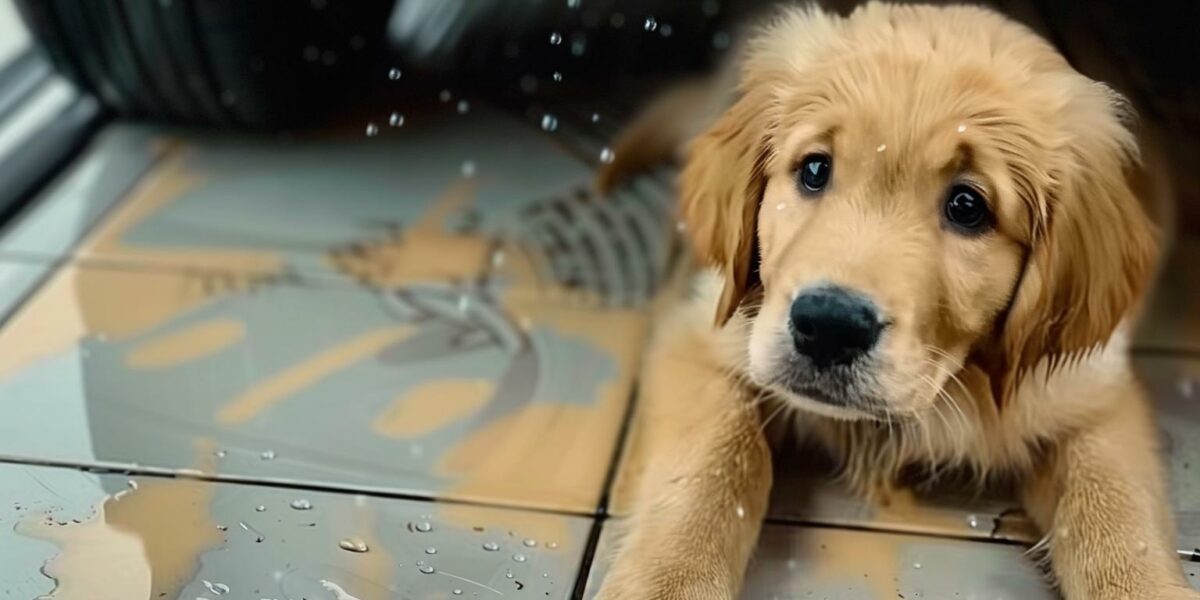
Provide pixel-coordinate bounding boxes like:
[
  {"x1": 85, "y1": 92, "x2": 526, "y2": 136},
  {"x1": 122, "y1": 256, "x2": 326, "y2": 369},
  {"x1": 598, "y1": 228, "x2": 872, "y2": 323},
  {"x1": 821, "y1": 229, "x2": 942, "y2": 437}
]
[{"x1": 789, "y1": 285, "x2": 883, "y2": 369}]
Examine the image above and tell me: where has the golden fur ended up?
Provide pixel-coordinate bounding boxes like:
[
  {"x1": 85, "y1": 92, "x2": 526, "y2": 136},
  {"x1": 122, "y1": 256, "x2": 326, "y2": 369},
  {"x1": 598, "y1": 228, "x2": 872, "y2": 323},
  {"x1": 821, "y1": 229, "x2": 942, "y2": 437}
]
[{"x1": 594, "y1": 3, "x2": 1197, "y2": 599}]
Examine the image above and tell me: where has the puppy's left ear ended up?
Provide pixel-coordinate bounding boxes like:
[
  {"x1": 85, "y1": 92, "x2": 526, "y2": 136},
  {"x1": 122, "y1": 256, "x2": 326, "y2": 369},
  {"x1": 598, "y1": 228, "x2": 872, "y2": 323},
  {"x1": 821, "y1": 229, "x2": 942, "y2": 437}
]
[
  {"x1": 992, "y1": 82, "x2": 1160, "y2": 402},
  {"x1": 679, "y1": 89, "x2": 772, "y2": 325}
]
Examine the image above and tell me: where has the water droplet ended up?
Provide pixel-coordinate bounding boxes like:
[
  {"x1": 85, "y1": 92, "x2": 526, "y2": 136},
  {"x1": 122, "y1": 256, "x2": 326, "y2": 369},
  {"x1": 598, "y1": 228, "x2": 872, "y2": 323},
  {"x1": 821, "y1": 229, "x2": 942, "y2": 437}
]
[
  {"x1": 966, "y1": 514, "x2": 980, "y2": 529},
  {"x1": 202, "y1": 580, "x2": 230, "y2": 596},
  {"x1": 675, "y1": 220, "x2": 687, "y2": 232},
  {"x1": 457, "y1": 294, "x2": 471, "y2": 312},
  {"x1": 290, "y1": 499, "x2": 313, "y2": 511},
  {"x1": 365, "y1": 123, "x2": 379, "y2": 137},
  {"x1": 546, "y1": 541, "x2": 558, "y2": 549},
  {"x1": 512, "y1": 553, "x2": 527, "y2": 563},
  {"x1": 418, "y1": 565, "x2": 436, "y2": 574},
  {"x1": 339, "y1": 537, "x2": 369, "y2": 553},
  {"x1": 425, "y1": 547, "x2": 438, "y2": 555},
  {"x1": 549, "y1": 32, "x2": 563, "y2": 45},
  {"x1": 600, "y1": 147, "x2": 615, "y2": 164},
  {"x1": 571, "y1": 39, "x2": 587, "y2": 56},
  {"x1": 736, "y1": 505, "x2": 745, "y2": 519},
  {"x1": 483, "y1": 541, "x2": 500, "y2": 551},
  {"x1": 1136, "y1": 540, "x2": 1148, "y2": 555},
  {"x1": 644, "y1": 17, "x2": 658, "y2": 31},
  {"x1": 439, "y1": 90, "x2": 452, "y2": 103},
  {"x1": 660, "y1": 24, "x2": 673, "y2": 37},
  {"x1": 461, "y1": 161, "x2": 476, "y2": 178},
  {"x1": 389, "y1": 112, "x2": 405, "y2": 127},
  {"x1": 505, "y1": 570, "x2": 514, "y2": 579},
  {"x1": 1180, "y1": 378, "x2": 1195, "y2": 399},
  {"x1": 213, "y1": 449, "x2": 226, "y2": 458},
  {"x1": 713, "y1": 31, "x2": 731, "y2": 50},
  {"x1": 491, "y1": 250, "x2": 506, "y2": 267},
  {"x1": 260, "y1": 449, "x2": 276, "y2": 460},
  {"x1": 552, "y1": 71, "x2": 563, "y2": 82},
  {"x1": 523, "y1": 538, "x2": 537, "y2": 548},
  {"x1": 876, "y1": 144, "x2": 887, "y2": 153},
  {"x1": 453, "y1": 589, "x2": 463, "y2": 596},
  {"x1": 216, "y1": 524, "x2": 228, "y2": 532},
  {"x1": 786, "y1": 559, "x2": 798, "y2": 571},
  {"x1": 913, "y1": 562, "x2": 922, "y2": 569},
  {"x1": 776, "y1": 202, "x2": 786, "y2": 211},
  {"x1": 255, "y1": 505, "x2": 266, "y2": 512},
  {"x1": 457, "y1": 100, "x2": 470, "y2": 114},
  {"x1": 1058, "y1": 526, "x2": 1070, "y2": 540},
  {"x1": 566, "y1": 0, "x2": 580, "y2": 7},
  {"x1": 591, "y1": 113, "x2": 600, "y2": 123},
  {"x1": 127, "y1": 480, "x2": 139, "y2": 490},
  {"x1": 540, "y1": 114, "x2": 559, "y2": 132},
  {"x1": 956, "y1": 123, "x2": 967, "y2": 133},
  {"x1": 415, "y1": 521, "x2": 434, "y2": 533},
  {"x1": 388, "y1": 67, "x2": 402, "y2": 80}
]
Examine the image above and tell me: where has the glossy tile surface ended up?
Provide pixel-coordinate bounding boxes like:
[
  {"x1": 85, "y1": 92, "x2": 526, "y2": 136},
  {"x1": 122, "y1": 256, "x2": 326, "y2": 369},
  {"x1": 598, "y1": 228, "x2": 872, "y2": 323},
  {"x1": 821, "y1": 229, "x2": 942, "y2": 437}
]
[
  {"x1": 583, "y1": 520, "x2": 1060, "y2": 599},
  {"x1": 0, "y1": 258, "x2": 646, "y2": 513},
  {"x1": 0, "y1": 463, "x2": 591, "y2": 600}
]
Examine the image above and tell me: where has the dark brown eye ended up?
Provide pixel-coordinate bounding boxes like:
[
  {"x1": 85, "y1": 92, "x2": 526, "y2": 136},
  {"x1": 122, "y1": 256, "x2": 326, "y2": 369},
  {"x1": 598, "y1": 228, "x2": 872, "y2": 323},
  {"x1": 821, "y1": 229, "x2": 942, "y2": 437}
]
[
  {"x1": 943, "y1": 184, "x2": 992, "y2": 233},
  {"x1": 797, "y1": 154, "x2": 832, "y2": 194}
]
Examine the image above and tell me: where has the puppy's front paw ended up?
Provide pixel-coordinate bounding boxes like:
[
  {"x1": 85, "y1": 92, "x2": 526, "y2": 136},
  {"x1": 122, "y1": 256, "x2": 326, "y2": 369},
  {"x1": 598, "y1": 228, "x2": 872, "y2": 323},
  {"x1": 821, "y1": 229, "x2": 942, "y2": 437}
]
[
  {"x1": 1154, "y1": 583, "x2": 1200, "y2": 600},
  {"x1": 593, "y1": 570, "x2": 731, "y2": 600}
]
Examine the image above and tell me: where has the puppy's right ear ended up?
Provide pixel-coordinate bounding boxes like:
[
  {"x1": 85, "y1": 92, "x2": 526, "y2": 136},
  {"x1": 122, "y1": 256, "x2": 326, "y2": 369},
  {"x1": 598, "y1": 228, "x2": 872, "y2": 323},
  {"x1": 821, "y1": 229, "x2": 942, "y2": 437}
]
[{"x1": 679, "y1": 90, "x2": 771, "y2": 325}]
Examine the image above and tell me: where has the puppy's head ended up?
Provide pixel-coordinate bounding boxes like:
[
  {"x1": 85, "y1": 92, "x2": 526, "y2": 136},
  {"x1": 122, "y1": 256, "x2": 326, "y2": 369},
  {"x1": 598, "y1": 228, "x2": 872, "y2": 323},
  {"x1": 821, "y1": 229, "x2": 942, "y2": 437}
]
[{"x1": 682, "y1": 4, "x2": 1157, "y2": 420}]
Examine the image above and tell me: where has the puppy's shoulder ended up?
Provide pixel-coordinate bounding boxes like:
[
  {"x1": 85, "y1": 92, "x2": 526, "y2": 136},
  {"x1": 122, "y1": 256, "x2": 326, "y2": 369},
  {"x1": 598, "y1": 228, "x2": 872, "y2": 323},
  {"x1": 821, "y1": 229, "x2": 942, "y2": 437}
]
[{"x1": 648, "y1": 269, "x2": 747, "y2": 371}]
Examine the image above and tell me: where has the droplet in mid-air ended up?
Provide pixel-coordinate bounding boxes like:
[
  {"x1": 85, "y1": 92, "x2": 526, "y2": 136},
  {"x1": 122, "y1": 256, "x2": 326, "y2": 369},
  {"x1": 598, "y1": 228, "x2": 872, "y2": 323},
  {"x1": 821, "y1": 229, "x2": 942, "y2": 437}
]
[
  {"x1": 541, "y1": 114, "x2": 559, "y2": 132},
  {"x1": 552, "y1": 71, "x2": 563, "y2": 82},
  {"x1": 457, "y1": 99, "x2": 470, "y2": 114},
  {"x1": 389, "y1": 112, "x2": 404, "y2": 127},
  {"x1": 439, "y1": 90, "x2": 452, "y2": 103},
  {"x1": 566, "y1": 0, "x2": 580, "y2": 7},
  {"x1": 461, "y1": 161, "x2": 476, "y2": 178},
  {"x1": 549, "y1": 32, "x2": 563, "y2": 45},
  {"x1": 365, "y1": 123, "x2": 379, "y2": 136},
  {"x1": 644, "y1": 17, "x2": 658, "y2": 31},
  {"x1": 388, "y1": 67, "x2": 402, "y2": 80},
  {"x1": 260, "y1": 449, "x2": 276, "y2": 460},
  {"x1": 600, "y1": 147, "x2": 614, "y2": 164}
]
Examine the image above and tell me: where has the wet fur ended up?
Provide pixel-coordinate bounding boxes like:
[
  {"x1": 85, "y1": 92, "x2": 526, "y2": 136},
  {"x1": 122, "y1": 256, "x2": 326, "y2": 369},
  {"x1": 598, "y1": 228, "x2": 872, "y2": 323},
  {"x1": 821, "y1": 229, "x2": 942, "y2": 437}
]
[{"x1": 595, "y1": 3, "x2": 1197, "y2": 599}]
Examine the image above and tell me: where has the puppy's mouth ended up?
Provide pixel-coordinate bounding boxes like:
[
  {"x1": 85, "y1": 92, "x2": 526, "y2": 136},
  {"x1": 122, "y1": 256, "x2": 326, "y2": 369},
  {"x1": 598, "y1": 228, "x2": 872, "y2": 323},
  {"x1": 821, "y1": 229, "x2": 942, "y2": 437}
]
[{"x1": 761, "y1": 358, "x2": 892, "y2": 421}]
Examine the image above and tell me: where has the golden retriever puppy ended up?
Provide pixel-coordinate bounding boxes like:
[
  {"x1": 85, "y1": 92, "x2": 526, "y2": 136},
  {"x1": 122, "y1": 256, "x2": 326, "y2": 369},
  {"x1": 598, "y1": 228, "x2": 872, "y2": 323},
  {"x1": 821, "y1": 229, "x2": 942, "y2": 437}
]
[{"x1": 594, "y1": 3, "x2": 1198, "y2": 599}]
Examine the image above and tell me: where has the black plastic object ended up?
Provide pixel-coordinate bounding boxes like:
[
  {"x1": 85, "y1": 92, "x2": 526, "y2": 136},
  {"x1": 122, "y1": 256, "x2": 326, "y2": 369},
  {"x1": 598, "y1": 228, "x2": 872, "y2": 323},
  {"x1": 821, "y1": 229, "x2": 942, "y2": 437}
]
[{"x1": 13, "y1": 0, "x2": 395, "y2": 128}]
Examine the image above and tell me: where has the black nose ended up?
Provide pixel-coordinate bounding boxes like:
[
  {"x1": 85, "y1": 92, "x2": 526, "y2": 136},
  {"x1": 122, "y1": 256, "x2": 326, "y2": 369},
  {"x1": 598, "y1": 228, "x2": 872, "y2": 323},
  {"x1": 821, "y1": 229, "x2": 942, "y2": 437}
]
[{"x1": 789, "y1": 286, "x2": 883, "y2": 368}]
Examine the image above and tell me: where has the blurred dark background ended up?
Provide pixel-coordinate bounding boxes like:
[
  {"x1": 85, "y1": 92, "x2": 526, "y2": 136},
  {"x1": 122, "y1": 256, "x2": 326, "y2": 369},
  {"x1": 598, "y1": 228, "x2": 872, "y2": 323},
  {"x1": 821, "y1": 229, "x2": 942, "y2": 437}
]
[{"x1": 9, "y1": 0, "x2": 1199, "y2": 232}]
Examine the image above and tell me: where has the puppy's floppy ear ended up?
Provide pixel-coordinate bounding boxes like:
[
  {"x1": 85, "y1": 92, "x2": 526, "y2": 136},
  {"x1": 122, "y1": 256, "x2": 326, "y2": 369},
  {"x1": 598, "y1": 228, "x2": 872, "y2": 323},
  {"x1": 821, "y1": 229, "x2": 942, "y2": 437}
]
[
  {"x1": 990, "y1": 83, "x2": 1159, "y2": 403},
  {"x1": 679, "y1": 89, "x2": 772, "y2": 325}
]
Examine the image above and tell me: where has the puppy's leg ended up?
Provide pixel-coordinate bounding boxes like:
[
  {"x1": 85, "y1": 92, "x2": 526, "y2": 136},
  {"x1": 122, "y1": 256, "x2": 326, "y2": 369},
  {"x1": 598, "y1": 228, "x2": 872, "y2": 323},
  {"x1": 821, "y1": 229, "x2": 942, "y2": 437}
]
[
  {"x1": 595, "y1": 330, "x2": 772, "y2": 599},
  {"x1": 1021, "y1": 379, "x2": 1198, "y2": 600}
]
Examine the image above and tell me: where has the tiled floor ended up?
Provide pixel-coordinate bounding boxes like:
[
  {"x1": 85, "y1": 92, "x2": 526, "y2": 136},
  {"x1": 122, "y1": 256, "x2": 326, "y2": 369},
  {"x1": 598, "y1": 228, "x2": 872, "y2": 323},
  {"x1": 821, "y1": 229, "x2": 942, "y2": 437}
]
[{"x1": 0, "y1": 105, "x2": 1197, "y2": 599}]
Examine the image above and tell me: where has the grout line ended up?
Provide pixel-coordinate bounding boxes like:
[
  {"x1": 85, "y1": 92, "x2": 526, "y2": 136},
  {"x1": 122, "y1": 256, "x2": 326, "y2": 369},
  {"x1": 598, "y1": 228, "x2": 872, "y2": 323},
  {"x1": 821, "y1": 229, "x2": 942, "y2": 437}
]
[
  {"x1": 760, "y1": 515, "x2": 1033, "y2": 548},
  {"x1": 569, "y1": 377, "x2": 642, "y2": 599},
  {"x1": 0, "y1": 453, "x2": 595, "y2": 519}
]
